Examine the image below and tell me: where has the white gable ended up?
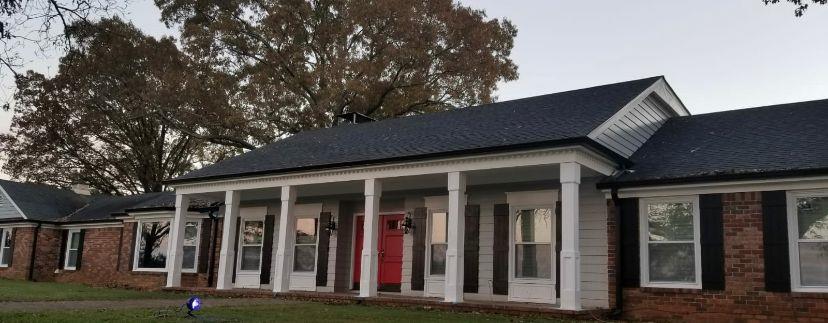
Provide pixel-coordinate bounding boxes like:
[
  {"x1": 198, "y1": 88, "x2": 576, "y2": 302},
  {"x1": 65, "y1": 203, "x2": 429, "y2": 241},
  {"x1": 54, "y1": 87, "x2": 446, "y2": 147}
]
[{"x1": 588, "y1": 78, "x2": 688, "y2": 158}]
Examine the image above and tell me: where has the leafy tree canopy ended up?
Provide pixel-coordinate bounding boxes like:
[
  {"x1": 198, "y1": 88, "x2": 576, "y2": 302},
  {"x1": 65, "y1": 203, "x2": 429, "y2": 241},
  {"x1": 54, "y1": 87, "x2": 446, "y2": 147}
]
[
  {"x1": 764, "y1": 0, "x2": 827, "y2": 16},
  {"x1": 0, "y1": 18, "x2": 238, "y2": 194}
]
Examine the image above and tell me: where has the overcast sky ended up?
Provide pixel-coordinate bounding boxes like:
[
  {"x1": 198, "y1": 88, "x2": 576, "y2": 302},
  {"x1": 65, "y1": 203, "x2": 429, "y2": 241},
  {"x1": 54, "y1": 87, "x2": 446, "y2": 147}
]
[{"x1": 1, "y1": 0, "x2": 827, "y2": 133}]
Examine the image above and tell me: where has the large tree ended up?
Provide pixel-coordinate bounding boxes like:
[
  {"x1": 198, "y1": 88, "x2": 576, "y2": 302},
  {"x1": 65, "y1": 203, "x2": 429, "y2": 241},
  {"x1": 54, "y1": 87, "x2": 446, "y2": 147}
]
[
  {"x1": 764, "y1": 0, "x2": 827, "y2": 16},
  {"x1": 0, "y1": 0, "x2": 120, "y2": 76},
  {"x1": 155, "y1": 0, "x2": 519, "y2": 143},
  {"x1": 0, "y1": 18, "x2": 235, "y2": 195}
]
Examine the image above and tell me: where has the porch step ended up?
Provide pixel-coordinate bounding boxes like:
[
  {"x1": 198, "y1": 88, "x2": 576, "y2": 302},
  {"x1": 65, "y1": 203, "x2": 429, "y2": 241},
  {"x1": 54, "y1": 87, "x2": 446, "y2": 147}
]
[{"x1": 162, "y1": 287, "x2": 609, "y2": 320}]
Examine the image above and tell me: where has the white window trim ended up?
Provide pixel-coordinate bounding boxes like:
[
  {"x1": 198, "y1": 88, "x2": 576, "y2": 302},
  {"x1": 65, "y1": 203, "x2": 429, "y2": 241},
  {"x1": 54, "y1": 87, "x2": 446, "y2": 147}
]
[
  {"x1": 0, "y1": 227, "x2": 10, "y2": 268},
  {"x1": 181, "y1": 220, "x2": 201, "y2": 274},
  {"x1": 508, "y1": 203, "x2": 557, "y2": 284},
  {"x1": 639, "y1": 195, "x2": 702, "y2": 289},
  {"x1": 425, "y1": 209, "x2": 448, "y2": 277},
  {"x1": 64, "y1": 229, "x2": 81, "y2": 271},
  {"x1": 236, "y1": 218, "x2": 266, "y2": 274},
  {"x1": 132, "y1": 218, "x2": 201, "y2": 273},
  {"x1": 787, "y1": 189, "x2": 828, "y2": 293},
  {"x1": 291, "y1": 213, "x2": 320, "y2": 276}
]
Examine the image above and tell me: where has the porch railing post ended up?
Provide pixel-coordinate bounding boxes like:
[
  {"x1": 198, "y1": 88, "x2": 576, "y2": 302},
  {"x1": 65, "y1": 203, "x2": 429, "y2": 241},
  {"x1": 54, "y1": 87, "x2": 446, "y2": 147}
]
[
  {"x1": 216, "y1": 190, "x2": 240, "y2": 290},
  {"x1": 165, "y1": 194, "x2": 190, "y2": 288},
  {"x1": 274, "y1": 185, "x2": 297, "y2": 293},
  {"x1": 559, "y1": 162, "x2": 582, "y2": 310},
  {"x1": 444, "y1": 171, "x2": 466, "y2": 303},
  {"x1": 359, "y1": 178, "x2": 382, "y2": 298}
]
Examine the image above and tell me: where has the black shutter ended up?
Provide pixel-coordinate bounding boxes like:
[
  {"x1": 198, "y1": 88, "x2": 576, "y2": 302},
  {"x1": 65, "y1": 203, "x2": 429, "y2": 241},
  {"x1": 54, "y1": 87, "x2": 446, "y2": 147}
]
[
  {"x1": 198, "y1": 220, "x2": 212, "y2": 274},
  {"x1": 410, "y1": 207, "x2": 427, "y2": 291},
  {"x1": 129, "y1": 223, "x2": 139, "y2": 271},
  {"x1": 6, "y1": 228, "x2": 14, "y2": 266},
  {"x1": 619, "y1": 198, "x2": 640, "y2": 287},
  {"x1": 260, "y1": 214, "x2": 275, "y2": 284},
  {"x1": 232, "y1": 217, "x2": 240, "y2": 283},
  {"x1": 464, "y1": 205, "x2": 480, "y2": 293},
  {"x1": 316, "y1": 212, "x2": 331, "y2": 286},
  {"x1": 700, "y1": 194, "x2": 725, "y2": 290},
  {"x1": 75, "y1": 230, "x2": 85, "y2": 270},
  {"x1": 58, "y1": 230, "x2": 68, "y2": 269},
  {"x1": 492, "y1": 203, "x2": 509, "y2": 295},
  {"x1": 762, "y1": 190, "x2": 791, "y2": 292}
]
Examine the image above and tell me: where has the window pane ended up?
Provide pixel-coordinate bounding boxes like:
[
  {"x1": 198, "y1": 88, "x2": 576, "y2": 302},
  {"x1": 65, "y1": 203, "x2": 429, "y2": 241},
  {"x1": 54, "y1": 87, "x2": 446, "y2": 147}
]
[
  {"x1": 243, "y1": 221, "x2": 264, "y2": 245},
  {"x1": 240, "y1": 246, "x2": 261, "y2": 270},
  {"x1": 182, "y1": 246, "x2": 197, "y2": 270},
  {"x1": 648, "y1": 202, "x2": 694, "y2": 241},
  {"x1": 648, "y1": 243, "x2": 696, "y2": 283},
  {"x1": 296, "y1": 218, "x2": 318, "y2": 244},
  {"x1": 431, "y1": 212, "x2": 447, "y2": 244},
  {"x1": 1, "y1": 247, "x2": 9, "y2": 266},
  {"x1": 430, "y1": 244, "x2": 447, "y2": 275},
  {"x1": 515, "y1": 244, "x2": 551, "y2": 279},
  {"x1": 799, "y1": 242, "x2": 828, "y2": 286},
  {"x1": 138, "y1": 221, "x2": 170, "y2": 269},
  {"x1": 184, "y1": 222, "x2": 199, "y2": 246},
  {"x1": 67, "y1": 250, "x2": 78, "y2": 268},
  {"x1": 515, "y1": 209, "x2": 552, "y2": 243},
  {"x1": 798, "y1": 197, "x2": 828, "y2": 239},
  {"x1": 293, "y1": 245, "x2": 316, "y2": 272},
  {"x1": 70, "y1": 232, "x2": 80, "y2": 249}
]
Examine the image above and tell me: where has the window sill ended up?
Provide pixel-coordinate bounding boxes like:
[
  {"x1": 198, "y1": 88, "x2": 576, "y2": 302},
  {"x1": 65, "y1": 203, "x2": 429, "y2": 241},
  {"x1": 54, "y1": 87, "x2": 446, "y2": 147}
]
[
  {"x1": 792, "y1": 288, "x2": 828, "y2": 296},
  {"x1": 132, "y1": 268, "x2": 167, "y2": 273}
]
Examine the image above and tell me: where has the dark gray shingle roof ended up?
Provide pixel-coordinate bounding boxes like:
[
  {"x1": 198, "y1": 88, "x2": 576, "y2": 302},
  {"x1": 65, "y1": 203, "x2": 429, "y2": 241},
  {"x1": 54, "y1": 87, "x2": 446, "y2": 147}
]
[
  {"x1": 0, "y1": 180, "x2": 88, "y2": 221},
  {"x1": 602, "y1": 99, "x2": 828, "y2": 187},
  {"x1": 62, "y1": 192, "x2": 215, "y2": 222},
  {"x1": 171, "y1": 76, "x2": 663, "y2": 183}
]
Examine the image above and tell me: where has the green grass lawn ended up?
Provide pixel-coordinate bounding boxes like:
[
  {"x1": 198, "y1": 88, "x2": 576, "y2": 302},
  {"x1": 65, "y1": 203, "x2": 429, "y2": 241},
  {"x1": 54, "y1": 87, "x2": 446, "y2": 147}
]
[
  {"x1": 2, "y1": 302, "x2": 573, "y2": 322},
  {"x1": 0, "y1": 279, "x2": 180, "y2": 301}
]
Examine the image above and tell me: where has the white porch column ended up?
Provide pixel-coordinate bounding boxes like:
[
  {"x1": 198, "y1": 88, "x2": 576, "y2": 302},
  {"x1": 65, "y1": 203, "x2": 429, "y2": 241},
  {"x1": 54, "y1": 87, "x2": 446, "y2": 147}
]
[
  {"x1": 216, "y1": 190, "x2": 240, "y2": 290},
  {"x1": 273, "y1": 186, "x2": 297, "y2": 293},
  {"x1": 359, "y1": 178, "x2": 382, "y2": 298},
  {"x1": 444, "y1": 171, "x2": 466, "y2": 303},
  {"x1": 559, "y1": 162, "x2": 581, "y2": 310},
  {"x1": 165, "y1": 194, "x2": 189, "y2": 287}
]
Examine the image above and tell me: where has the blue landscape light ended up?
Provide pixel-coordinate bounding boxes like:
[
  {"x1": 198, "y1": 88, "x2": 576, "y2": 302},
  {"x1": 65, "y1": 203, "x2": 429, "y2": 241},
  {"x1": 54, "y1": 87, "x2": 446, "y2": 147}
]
[{"x1": 185, "y1": 296, "x2": 202, "y2": 316}]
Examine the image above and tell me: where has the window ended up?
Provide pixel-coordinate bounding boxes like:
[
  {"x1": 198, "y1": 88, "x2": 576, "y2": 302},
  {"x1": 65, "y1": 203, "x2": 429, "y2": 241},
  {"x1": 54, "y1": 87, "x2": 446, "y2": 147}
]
[
  {"x1": 429, "y1": 212, "x2": 448, "y2": 275},
  {"x1": 0, "y1": 228, "x2": 10, "y2": 267},
  {"x1": 134, "y1": 220, "x2": 171, "y2": 270},
  {"x1": 240, "y1": 220, "x2": 264, "y2": 271},
  {"x1": 788, "y1": 191, "x2": 828, "y2": 291},
  {"x1": 64, "y1": 230, "x2": 81, "y2": 270},
  {"x1": 639, "y1": 196, "x2": 702, "y2": 288},
  {"x1": 182, "y1": 221, "x2": 200, "y2": 272},
  {"x1": 514, "y1": 208, "x2": 553, "y2": 279},
  {"x1": 293, "y1": 218, "x2": 318, "y2": 272}
]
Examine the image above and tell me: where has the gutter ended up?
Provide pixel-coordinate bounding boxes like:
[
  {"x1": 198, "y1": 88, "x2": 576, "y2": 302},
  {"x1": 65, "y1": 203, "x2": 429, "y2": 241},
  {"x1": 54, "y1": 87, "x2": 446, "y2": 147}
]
[
  {"x1": 610, "y1": 188, "x2": 624, "y2": 319},
  {"x1": 27, "y1": 223, "x2": 41, "y2": 281},
  {"x1": 596, "y1": 167, "x2": 828, "y2": 190}
]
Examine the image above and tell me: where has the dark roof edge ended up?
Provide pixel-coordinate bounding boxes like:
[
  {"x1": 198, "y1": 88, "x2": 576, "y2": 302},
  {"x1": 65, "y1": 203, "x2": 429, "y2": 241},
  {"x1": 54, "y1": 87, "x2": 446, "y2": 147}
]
[
  {"x1": 166, "y1": 137, "x2": 631, "y2": 186},
  {"x1": 597, "y1": 167, "x2": 828, "y2": 190},
  {"x1": 122, "y1": 206, "x2": 217, "y2": 213},
  {"x1": 0, "y1": 218, "x2": 121, "y2": 226}
]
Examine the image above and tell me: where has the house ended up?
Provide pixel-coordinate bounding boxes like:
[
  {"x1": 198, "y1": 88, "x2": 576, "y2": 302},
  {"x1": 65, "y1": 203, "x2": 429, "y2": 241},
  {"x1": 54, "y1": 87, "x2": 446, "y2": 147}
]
[{"x1": 1, "y1": 76, "x2": 827, "y2": 321}]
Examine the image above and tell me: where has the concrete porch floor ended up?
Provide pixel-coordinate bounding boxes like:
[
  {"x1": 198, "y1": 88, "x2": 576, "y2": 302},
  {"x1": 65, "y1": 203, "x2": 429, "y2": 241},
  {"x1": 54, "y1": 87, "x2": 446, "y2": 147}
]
[{"x1": 162, "y1": 287, "x2": 610, "y2": 320}]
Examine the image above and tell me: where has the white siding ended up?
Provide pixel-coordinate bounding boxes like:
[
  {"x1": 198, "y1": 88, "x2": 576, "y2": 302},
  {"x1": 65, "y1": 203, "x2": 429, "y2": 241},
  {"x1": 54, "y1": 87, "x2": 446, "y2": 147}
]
[
  {"x1": 590, "y1": 94, "x2": 674, "y2": 157},
  {"x1": 0, "y1": 186, "x2": 24, "y2": 219},
  {"x1": 579, "y1": 178, "x2": 609, "y2": 309}
]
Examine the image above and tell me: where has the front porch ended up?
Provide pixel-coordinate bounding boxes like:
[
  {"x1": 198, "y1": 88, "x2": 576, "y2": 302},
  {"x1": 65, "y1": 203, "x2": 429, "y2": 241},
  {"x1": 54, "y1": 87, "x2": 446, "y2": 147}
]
[
  {"x1": 162, "y1": 286, "x2": 610, "y2": 319},
  {"x1": 164, "y1": 147, "x2": 616, "y2": 311}
]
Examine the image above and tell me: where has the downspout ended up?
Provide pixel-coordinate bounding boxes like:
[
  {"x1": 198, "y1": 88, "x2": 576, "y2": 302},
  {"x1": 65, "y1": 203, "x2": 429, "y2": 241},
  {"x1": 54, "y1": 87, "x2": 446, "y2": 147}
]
[
  {"x1": 27, "y1": 223, "x2": 41, "y2": 281},
  {"x1": 610, "y1": 188, "x2": 624, "y2": 319}
]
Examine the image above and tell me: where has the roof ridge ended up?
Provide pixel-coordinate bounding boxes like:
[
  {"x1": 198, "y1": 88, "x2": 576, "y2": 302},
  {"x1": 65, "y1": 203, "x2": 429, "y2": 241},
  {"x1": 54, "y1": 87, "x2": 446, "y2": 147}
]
[{"x1": 680, "y1": 97, "x2": 828, "y2": 119}]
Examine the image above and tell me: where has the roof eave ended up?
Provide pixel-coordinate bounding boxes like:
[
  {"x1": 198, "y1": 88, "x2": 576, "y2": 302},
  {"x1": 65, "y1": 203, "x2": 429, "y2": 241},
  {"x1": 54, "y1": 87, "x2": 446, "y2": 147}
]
[{"x1": 597, "y1": 167, "x2": 828, "y2": 190}]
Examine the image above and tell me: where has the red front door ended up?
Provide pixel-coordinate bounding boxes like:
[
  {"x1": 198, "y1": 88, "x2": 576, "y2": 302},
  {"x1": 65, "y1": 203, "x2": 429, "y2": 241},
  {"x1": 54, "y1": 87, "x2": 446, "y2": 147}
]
[{"x1": 352, "y1": 214, "x2": 405, "y2": 291}]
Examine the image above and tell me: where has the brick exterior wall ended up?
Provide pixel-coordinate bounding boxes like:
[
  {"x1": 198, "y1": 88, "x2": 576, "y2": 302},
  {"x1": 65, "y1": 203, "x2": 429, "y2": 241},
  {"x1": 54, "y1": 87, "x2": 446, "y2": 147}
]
[
  {"x1": 609, "y1": 192, "x2": 828, "y2": 321},
  {"x1": 0, "y1": 227, "x2": 35, "y2": 280},
  {"x1": 1, "y1": 220, "x2": 222, "y2": 291}
]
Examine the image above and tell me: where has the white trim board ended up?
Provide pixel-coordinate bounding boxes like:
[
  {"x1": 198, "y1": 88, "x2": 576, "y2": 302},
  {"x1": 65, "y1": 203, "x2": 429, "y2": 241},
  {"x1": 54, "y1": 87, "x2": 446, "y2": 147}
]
[
  {"x1": 172, "y1": 147, "x2": 617, "y2": 195},
  {"x1": 607, "y1": 176, "x2": 828, "y2": 199}
]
